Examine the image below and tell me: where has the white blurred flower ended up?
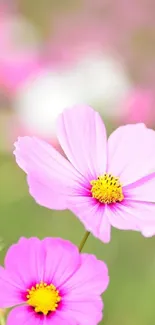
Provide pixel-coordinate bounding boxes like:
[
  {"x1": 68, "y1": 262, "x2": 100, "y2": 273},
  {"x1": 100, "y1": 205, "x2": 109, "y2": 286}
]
[
  {"x1": 73, "y1": 53, "x2": 131, "y2": 113},
  {"x1": 14, "y1": 53, "x2": 131, "y2": 137}
]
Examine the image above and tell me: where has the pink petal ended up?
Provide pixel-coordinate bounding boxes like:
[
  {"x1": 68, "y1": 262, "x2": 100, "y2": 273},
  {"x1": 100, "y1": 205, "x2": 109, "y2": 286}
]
[
  {"x1": 106, "y1": 203, "x2": 139, "y2": 230},
  {"x1": 108, "y1": 124, "x2": 155, "y2": 185},
  {"x1": 98, "y1": 207, "x2": 111, "y2": 243},
  {"x1": 42, "y1": 238, "x2": 80, "y2": 288},
  {"x1": 5, "y1": 237, "x2": 45, "y2": 288},
  {"x1": 69, "y1": 196, "x2": 111, "y2": 243},
  {"x1": 58, "y1": 299, "x2": 103, "y2": 325},
  {"x1": 108, "y1": 200, "x2": 155, "y2": 231},
  {"x1": 27, "y1": 173, "x2": 67, "y2": 210},
  {"x1": 0, "y1": 267, "x2": 24, "y2": 308},
  {"x1": 59, "y1": 253, "x2": 108, "y2": 324},
  {"x1": 56, "y1": 105, "x2": 107, "y2": 180},
  {"x1": 14, "y1": 136, "x2": 86, "y2": 210},
  {"x1": 7, "y1": 306, "x2": 42, "y2": 325},
  {"x1": 123, "y1": 173, "x2": 155, "y2": 202},
  {"x1": 48, "y1": 310, "x2": 75, "y2": 325},
  {"x1": 62, "y1": 254, "x2": 109, "y2": 296}
]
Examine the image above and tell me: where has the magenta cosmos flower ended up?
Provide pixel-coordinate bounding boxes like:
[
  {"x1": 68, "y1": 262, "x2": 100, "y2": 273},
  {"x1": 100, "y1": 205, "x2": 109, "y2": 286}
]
[
  {"x1": 0, "y1": 237, "x2": 109, "y2": 325},
  {"x1": 14, "y1": 105, "x2": 155, "y2": 243}
]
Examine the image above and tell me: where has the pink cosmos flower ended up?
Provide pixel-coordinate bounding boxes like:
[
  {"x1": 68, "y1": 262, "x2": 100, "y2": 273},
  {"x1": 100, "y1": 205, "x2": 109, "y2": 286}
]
[
  {"x1": 0, "y1": 237, "x2": 109, "y2": 325},
  {"x1": 14, "y1": 105, "x2": 155, "y2": 243}
]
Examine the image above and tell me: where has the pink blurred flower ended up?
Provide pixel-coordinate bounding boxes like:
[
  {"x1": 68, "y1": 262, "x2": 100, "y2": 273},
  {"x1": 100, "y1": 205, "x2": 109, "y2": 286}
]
[
  {"x1": 14, "y1": 106, "x2": 155, "y2": 243},
  {"x1": 46, "y1": 12, "x2": 109, "y2": 68},
  {"x1": 0, "y1": 0, "x2": 155, "y2": 96},
  {"x1": 0, "y1": 237, "x2": 109, "y2": 325},
  {"x1": 120, "y1": 89, "x2": 155, "y2": 126},
  {"x1": 0, "y1": 7, "x2": 42, "y2": 94}
]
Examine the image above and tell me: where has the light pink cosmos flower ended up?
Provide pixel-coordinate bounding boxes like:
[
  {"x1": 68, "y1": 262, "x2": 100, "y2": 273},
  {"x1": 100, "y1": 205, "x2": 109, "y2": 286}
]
[
  {"x1": 0, "y1": 237, "x2": 109, "y2": 325},
  {"x1": 14, "y1": 106, "x2": 155, "y2": 243}
]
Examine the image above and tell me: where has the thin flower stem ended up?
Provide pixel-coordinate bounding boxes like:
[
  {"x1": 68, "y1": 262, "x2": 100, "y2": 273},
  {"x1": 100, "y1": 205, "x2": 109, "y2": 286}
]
[
  {"x1": 0, "y1": 315, "x2": 5, "y2": 325},
  {"x1": 78, "y1": 231, "x2": 90, "y2": 252}
]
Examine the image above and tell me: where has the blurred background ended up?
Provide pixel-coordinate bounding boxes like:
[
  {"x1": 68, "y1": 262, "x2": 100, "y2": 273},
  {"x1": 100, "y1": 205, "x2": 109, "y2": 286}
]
[{"x1": 1, "y1": 0, "x2": 155, "y2": 324}]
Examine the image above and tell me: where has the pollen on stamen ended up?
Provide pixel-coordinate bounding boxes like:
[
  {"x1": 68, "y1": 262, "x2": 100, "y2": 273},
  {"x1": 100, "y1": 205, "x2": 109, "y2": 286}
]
[
  {"x1": 90, "y1": 173, "x2": 124, "y2": 204},
  {"x1": 26, "y1": 281, "x2": 61, "y2": 316}
]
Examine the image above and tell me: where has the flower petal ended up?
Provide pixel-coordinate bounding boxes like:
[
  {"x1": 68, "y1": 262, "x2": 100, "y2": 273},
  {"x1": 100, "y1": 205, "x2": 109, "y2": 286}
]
[
  {"x1": 42, "y1": 238, "x2": 80, "y2": 288},
  {"x1": 123, "y1": 173, "x2": 155, "y2": 202},
  {"x1": 5, "y1": 237, "x2": 45, "y2": 288},
  {"x1": 69, "y1": 195, "x2": 111, "y2": 243},
  {"x1": 98, "y1": 207, "x2": 111, "y2": 243},
  {"x1": 108, "y1": 124, "x2": 155, "y2": 185},
  {"x1": 0, "y1": 267, "x2": 24, "y2": 308},
  {"x1": 14, "y1": 136, "x2": 85, "y2": 209},
  {"x1": 7, "y1": 306, "x2": 42, "y2": 325},
  {"x1": 59, "y1": 253, "x2": 108, "y2": 325},
  {"x1": 58, "y1": 299, "x2": 103, "y2": 325},
  {"x1": 48, "y1": 310, "x2": 76, "y2": 325},
  {"x1": 27, "y1": 173, "x2": 67, "y2": 210},
  {"x1": 56, "y1": 105, "x2": 107, "y2": 180},
  {"x1": 62, "y1": 254, "x2": 109, "y2": 296},
  {"x1": 108, "y1": 200, "x2": 155, "y2": 231}
]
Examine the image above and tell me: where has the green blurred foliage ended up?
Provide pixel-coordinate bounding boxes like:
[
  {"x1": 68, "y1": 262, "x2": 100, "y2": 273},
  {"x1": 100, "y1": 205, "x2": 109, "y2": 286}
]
[{"x1": 16, "y1": 0, "x2": 82, "y2": 38}]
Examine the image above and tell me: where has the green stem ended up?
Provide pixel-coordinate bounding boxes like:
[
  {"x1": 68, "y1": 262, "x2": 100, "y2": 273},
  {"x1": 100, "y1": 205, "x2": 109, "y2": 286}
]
[
  {"x1": 0, "y1": 314, "x2": 5, "y2": 325},
  {"x1": 78, "y1": 231, "x2": 90, "y2": 252}
]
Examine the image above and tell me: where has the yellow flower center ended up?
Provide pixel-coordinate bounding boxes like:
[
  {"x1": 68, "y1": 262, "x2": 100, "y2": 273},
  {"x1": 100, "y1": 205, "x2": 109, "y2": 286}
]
[
  {"x1": 26, "y1": 282, "x2": 61, "y2": 315},
  {"x1": 90, "y1": 173, "x2": 124, "y2": 204}
]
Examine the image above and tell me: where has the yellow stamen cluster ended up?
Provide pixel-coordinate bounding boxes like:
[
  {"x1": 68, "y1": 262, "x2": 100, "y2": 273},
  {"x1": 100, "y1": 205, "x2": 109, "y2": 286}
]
[
  {"x1": 90, "y1": 173, "x2": 124, "y2": 204},
  {"x1": 26, "y1": 282, "x2": 61, "y2": 315}
]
